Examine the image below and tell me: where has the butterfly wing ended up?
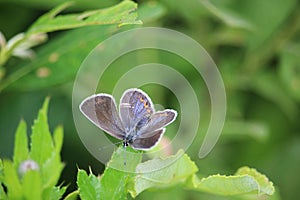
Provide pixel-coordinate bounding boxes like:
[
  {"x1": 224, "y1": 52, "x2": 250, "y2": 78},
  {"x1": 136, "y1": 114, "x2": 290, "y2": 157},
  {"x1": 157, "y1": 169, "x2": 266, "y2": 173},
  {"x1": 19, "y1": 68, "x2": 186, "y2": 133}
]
[
  {"x1": 119, "y1": 88, "x2": 155, "y2": 133},
  {"x1": 137, "y1": 109, "x2": 177, "y2": 138},
  {"x1": 130, "y1": 129, "x2": 165, "y2": 150},
  {"x1": 79, "y1": 94, "x2": 125, "y2": 140}
]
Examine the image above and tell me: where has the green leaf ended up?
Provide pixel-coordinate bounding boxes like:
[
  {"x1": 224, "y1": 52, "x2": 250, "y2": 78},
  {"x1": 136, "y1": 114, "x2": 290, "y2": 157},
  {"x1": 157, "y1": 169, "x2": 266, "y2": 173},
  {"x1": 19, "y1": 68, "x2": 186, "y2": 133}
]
[
  {"x1": 22, "y1": 170, "x2": 42, "y2": 200},
  {"x1": 99, "y1": 147, "x2": 142, "y2": 200},
  {"x1": 43, "y1": 186, "x2": 67, "y2": 200},
  {"x1": 249, "y1": 71, "x2": 298, "y2": 119},
  {"x1": 41, "y1": 151, "x2": 64, "y2": 189},
  {"x1": 0, "y1": 159, "x2": 3, "y2": 182},
  {"x1": 77, "y1": 169, "x2": 101, "y2": 200},
  {"x1": 137, "y1": 1, "x2": 166, "y2": 23},
  {"x1": 63, "y1": 190, "x2": 79, "y2": 200},
  {"x1": 0, "y1": 0, "x2": 142, "y2": 92},
  {"x1": 27, "y1": 1, "x2": 141, "y2": 35},
  {"x1": 30, "y1": 97, "x2": 54, "y2": 165},
  {"x1": 53, "y1": 125, "x2": 64, "y2": 154},
  {"x1": 279, "y1": 43, "x2": 300, "y2": 102},
  {"x1": 0, "y1": 183, "x2": 6, "y2": 200},
  {"x1": 13, "y1": 120, "x2": 29, "y2": 169},
  {"x1": 189, "y1": 166, "x2": 274, "y2": 196},
  {"x1": 5, "y1": 26, "x2": 115, "y2": 91},
  {"x1": 236, "y1": 167, "x2": 275, "y2": 196},
  {"x1": 29, "y1": 98, "x2": 64, "y2": 189},
  {"x1": 2, "y1": 160, "x2": 22, "y2": 199},
  {"x1": 222, "y1": 120, "x2": 269, "y2": 141},
  {"x1": 200, "y1": 0, "x2": 253, "y2": 30},
  {"x1": 129, "y1": 150, "x2": 198, "y2": 197}
]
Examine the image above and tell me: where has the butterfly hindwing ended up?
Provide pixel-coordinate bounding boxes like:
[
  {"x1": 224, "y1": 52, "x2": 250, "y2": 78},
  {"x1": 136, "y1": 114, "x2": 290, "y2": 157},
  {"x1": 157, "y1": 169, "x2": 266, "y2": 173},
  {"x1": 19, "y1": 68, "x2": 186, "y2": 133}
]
[
  {"x1": 137, "y1": 109, "x2": 177, "y2": 139},
  {"x1": 80, "y1": 94, "x2": 125, "y2": 140},
  {"x1": 130, "y1": 129, "x2": 165, "y2": 150}
]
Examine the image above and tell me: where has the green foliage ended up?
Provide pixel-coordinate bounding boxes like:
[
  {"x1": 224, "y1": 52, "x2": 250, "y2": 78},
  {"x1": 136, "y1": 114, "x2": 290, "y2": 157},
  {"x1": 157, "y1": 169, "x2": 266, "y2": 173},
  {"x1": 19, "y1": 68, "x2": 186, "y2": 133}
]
[
  {"x1": 0, "y1": 0, "x2": 299, "y2": 199},
  {"x1": 26, "y1": 1, "x2": 141, "y2": 35},
  {"x1": 0, "y1": 95, "x2": 275, "y2": 200},
  {"x1": 72, "y1": 148, "x2": 274, "y2": 200},
  {"x1": 1, "y1": 98, "x2": 65, "y2": 200},
  {"x1": 0, "y1": 0, "x2": 141, "y2": 90},
  {"x1": 188, "y1": 166, "x2": 274, "y2": 197},
  {"x1": 130, "y1": 150, "x2": 198, "y2": 197},
  {"x1": 77, "y1": 169, "x2": 101, "y2": 200}
]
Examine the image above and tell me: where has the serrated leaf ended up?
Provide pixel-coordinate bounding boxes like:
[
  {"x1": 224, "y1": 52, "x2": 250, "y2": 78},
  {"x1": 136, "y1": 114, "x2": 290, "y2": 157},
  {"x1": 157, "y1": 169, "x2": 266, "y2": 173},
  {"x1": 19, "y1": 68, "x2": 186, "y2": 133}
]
[
  {"x1": 129, "y1": 149, "x2": 198, "y2": 197},
  {"x1": 27, "y1": 1, "x2": 141, "y2": 34},
  {"x1": 236, "y1": 166, "x2": 275, "y2": 195},
  {"x1": 2, "y1": 160, "x2": 22, "y2": 199},
  {"x1": 43, "y1": 186, "x2": 67, "y2": 200},
  {"x1": 13, "y1": 120, "x2": 29, "y2": 169},
  {"x1": 30, "y1": 97, "x2": 54, "y2": 165},
  {"x1": 22, "y1": 170, "x2": 42, "y2": 200},
  {"x1": 191, "y1": 174, "x2": 259, "y2": 196},
  {"x1": 41, "y1": 151, "x2": 64, "y2": 188},
  {"x1": 63, "y1": 190, "x2": 79, "y2": 200},
  {"x1": 77, "y1": 169, "x2": 101, "y2": 200},
  {"x1": 0, "y1": 0, "x2": 142, "y2": 92},
  {"x1": 100, "y1": 147, "x2": 142, "y2": 200},
  {"x1": 0, "y1": 177, "x2": 7, "y2": 200},
  {"x1": 189, "y1": 166, "x2": 274, "y2": 196},
  {"x1": 53, "y1": 126, "x2": 64, "y2": 154}
]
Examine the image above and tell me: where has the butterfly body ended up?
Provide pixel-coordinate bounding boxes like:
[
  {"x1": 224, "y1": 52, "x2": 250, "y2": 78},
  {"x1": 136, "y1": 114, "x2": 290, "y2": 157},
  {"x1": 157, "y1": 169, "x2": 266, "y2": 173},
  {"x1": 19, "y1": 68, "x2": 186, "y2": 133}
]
[{"x1": 80, "y1": 88, "x2": 177, "y2": 150}]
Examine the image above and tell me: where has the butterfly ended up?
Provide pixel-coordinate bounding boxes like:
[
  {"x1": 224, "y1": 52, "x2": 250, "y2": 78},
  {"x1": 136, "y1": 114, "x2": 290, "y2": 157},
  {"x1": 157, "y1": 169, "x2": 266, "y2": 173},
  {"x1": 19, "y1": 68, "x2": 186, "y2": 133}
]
[{"x1": 79, "y1": 88, "x2": 177, "y2": 150}]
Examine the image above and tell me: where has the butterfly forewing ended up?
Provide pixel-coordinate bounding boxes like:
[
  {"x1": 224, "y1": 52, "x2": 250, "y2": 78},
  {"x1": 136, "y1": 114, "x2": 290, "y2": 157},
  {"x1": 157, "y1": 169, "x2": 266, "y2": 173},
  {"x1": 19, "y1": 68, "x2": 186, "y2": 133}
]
[
  {"x1": 119, "y1": 89, "x2": 154, "y2": 133},
  {"x1": 80, "y1": 94, "x2": 125, "y2": 140},
  {"x1": 137, "y1": 109, "x2": 177, "y2": 139}
]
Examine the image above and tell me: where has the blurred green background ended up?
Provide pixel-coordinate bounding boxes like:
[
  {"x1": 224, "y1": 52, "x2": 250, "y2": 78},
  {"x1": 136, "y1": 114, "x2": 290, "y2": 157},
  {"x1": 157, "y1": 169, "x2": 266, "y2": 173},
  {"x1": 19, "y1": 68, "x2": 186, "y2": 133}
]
[{"x1": 0, "y1": 0, "x2": 300, "y2": 199}]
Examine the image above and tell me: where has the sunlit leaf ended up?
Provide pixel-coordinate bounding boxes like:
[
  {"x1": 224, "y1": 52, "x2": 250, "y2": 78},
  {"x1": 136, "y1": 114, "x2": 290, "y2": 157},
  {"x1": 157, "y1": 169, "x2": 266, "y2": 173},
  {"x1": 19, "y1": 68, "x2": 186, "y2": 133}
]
[
  {"x1": 236, "y1": 167, "x2": 275, "y2": 195},
  {"x1": 22, "y1": 170, "x2": 42, "y2": 200},
  {"x1": 0, "y1": 0, "x2": 142, "y2": 91},
  {"x1": 77, "y1": 169, "x2": 101, "y2": 200},
  {"x1": 63, "y1": 190, "x2": 79, "y2": 200},
  {"x1": 27, "y1": 1, "x2": 141, "y2": 34},
  {"x1": 30, "y1": 97, "x2": 54, "y2": 165},
  {"x1": 2, "y1": 160, "x2": 22, "y2": 199},
  {"x1": 100, "y1": 147, "x2": 142, "y2": 200},
  {"x1": 43, "y1": 186, "x2": 67, "y2": 200},
  {"x1": 188, "y1": 166, "x2": 274, "y2": 197},
  {"x1": 53, "y1": 125, "x2": 64, "y2": 154},
  {"x1": 129, "y1": 150, "x2": 198, "y2": 197},
  {"x1": 41, "y1": 152, "x2": 64, "y2": 189},
  {"x1": 13, "y1": 120, "x2": 29, "y2": 169}
]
